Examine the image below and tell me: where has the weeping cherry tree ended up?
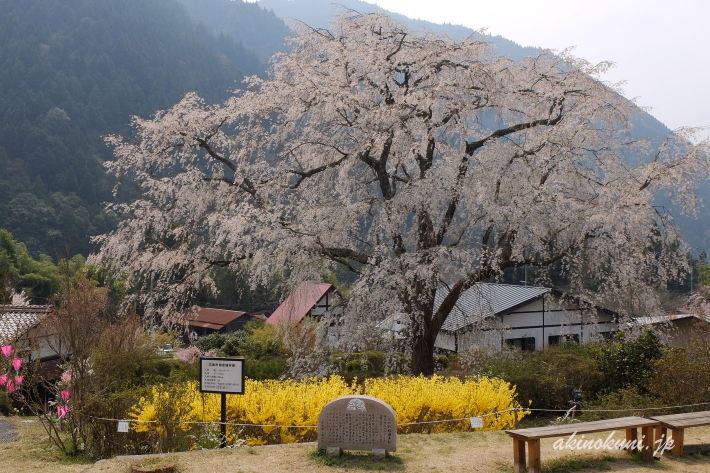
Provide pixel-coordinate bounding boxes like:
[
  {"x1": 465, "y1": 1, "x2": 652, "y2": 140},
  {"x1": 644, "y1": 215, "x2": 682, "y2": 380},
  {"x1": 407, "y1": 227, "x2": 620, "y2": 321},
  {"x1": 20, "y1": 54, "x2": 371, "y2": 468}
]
[{"x1": 94, "y1": 11, "x2": 709, "y2": 375}]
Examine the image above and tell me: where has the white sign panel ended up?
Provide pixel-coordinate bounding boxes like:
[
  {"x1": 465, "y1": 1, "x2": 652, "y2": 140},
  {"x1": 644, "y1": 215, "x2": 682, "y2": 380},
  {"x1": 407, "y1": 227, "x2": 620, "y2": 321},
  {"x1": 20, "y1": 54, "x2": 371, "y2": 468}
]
[
  {"x1": 470, "y1": 417, "x2": 483, "y2": 429},
  {"x1": 117, "y1": 421, "x2": 129, "y2": 433},
  {"x1": 200, "y1": 357, "x2": 245, "y2": 394}
]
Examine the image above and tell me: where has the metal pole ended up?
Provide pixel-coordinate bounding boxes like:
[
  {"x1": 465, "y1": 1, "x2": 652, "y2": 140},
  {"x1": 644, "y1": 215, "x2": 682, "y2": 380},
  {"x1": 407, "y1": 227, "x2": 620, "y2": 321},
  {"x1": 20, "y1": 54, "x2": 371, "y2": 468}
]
[{"x1": 221, "y1": 393, "x2": 227, "y2": 448}]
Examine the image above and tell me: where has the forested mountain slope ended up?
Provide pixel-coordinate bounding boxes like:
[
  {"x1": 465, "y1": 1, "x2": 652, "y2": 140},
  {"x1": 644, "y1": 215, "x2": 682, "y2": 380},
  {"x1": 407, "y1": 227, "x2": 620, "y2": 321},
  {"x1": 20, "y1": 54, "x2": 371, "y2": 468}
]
[
  {"x1": 0, "y1": 0, "x2": 277, "y2": 256},
  {"x1": 2, "y1": 0, "x2": 707, "y2": 260}
]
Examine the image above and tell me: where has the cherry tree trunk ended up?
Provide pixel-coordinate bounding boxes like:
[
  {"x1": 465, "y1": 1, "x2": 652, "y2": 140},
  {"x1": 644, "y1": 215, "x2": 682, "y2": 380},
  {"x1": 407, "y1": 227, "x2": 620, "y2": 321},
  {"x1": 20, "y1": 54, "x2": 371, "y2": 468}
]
[{"x1": 411, "y1": 328, "x2": 437, "y2": 376}]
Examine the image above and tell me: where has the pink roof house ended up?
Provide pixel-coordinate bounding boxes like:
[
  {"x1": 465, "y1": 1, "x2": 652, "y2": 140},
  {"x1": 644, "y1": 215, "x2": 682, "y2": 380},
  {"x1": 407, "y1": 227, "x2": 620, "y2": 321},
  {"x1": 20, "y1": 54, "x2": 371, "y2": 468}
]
[{"x1": 266, "y1": 282, "x2": 336, "y2": 325}]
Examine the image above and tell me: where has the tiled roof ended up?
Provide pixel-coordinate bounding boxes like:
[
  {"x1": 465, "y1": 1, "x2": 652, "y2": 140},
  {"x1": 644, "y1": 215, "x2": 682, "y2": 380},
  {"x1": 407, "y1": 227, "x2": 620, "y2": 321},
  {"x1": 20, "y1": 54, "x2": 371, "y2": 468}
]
[
  {"x1": 266, "y1": 282, "x2": 333, "y2": 325},
  {"x1": 184, "y1": 307, "x2": 249, "y2": 330},
  {"x1": 0, "y1": 305, "x2": 52, "y2": 345},
  {"x1": 437, "y1": 283, "x2": 550, "y2": 332}
]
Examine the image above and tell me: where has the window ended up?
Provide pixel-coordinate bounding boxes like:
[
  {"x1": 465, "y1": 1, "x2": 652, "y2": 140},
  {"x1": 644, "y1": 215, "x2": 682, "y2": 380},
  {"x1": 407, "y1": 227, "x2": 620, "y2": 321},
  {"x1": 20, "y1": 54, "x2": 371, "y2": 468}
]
[
  {"x1": 548, "y1": 334, "x2": 579, "y2": 346},
  {"x1": 507, "y1": 337, "x2": 536, "y2": 351}
]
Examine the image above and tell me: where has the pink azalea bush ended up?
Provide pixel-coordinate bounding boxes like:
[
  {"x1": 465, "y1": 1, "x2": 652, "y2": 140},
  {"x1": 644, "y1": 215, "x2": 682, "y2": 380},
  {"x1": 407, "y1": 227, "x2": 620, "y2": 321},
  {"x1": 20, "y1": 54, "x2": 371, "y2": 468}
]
[{"x1": 1, "y1": 344, "x2": 23, "y2": 394}]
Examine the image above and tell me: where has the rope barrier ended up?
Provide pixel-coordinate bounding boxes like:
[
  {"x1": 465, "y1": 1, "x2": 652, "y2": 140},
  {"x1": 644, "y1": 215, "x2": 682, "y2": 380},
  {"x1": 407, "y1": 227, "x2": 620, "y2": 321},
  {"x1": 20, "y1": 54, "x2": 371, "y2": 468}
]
[{"x1": 84, "y1": 400, "x2": 710, "y2": 430}]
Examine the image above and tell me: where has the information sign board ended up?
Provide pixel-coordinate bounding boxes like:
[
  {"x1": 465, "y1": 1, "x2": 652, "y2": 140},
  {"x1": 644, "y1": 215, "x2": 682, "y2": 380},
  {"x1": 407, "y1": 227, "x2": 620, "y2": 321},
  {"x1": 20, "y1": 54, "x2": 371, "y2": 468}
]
[{"x1": 200, "y1": 357, "x2": 245, "y2": 394}]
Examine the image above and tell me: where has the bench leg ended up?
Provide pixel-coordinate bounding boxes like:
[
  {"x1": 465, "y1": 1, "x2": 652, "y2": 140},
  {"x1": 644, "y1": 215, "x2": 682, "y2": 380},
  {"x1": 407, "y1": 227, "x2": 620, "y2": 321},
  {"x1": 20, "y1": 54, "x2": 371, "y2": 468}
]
[
  {"x1": 670, "y1": 428, "x2": 684, "y2": 456},
  {"x1": 527, "y1": 439, "x2": 541, "y2": 473},
  {"x1": 625, "y1": 427, "x2": 638, "y2": 453},
  {"x1": 656, "y1": 426, "x2": 667, "y2": 445},
  {"x1": 641, "y1": 425, "x2": 654, "y2": 462},
  {"x1": 512, "y1": 437, "x2": 526, "y2": 473}
]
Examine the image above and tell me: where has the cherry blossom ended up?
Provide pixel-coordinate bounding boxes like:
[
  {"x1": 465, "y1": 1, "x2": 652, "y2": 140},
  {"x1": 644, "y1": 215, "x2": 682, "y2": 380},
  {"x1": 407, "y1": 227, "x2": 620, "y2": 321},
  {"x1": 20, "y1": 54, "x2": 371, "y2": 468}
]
[{"x1": 95, "y1": 11, "x2": 710, "y2": 375}]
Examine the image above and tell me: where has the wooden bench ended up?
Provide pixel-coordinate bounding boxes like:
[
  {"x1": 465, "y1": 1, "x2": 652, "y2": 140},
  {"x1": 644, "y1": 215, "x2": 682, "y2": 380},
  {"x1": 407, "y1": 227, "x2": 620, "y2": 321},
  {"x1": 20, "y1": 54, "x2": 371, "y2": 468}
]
[
  {"x1": 505, "y1": 416, "x2": 658, "y2": 473},
  {"x1": 650, "y1": 410, "x2": 710, "y2": 456}
]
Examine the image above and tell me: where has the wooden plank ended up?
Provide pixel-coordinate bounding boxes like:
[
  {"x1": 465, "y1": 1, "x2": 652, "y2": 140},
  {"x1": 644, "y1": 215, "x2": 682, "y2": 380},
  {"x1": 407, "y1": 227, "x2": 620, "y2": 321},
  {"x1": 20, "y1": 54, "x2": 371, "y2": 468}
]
[
  {"x1": 671, "y1": 428, "x2": 684, "y2": 456},
  {"x1": 651, "y1": 411, "x2": 710, "y2": 423},
  {"x1": 641, "y1": 425, "x2": 654, "y2": 462},
  {"x1": 657, "y1": 418, "x2": 710, "y2": 429},
  {"x1": 506, "y1": 417, "x2": 658, "y2": 440},
  {"x1": 527, "y1": 439, "x2": 541, "y2": 473},
  {"x1": 512, "y1": 437, "x2": 526, "y2": 473}
]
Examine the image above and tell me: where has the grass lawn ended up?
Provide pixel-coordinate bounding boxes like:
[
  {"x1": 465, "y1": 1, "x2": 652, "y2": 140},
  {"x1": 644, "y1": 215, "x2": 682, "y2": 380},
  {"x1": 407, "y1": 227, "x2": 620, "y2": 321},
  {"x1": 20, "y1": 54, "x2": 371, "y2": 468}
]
[{"x1": 2, "y1": 416, "x2": 710, "y2": 473}]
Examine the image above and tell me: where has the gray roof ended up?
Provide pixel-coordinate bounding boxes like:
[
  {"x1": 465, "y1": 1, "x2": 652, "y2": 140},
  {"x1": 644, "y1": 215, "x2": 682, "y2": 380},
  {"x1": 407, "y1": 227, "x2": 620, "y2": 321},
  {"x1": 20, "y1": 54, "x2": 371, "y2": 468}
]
[
  {"x1": 437, "y1": 283, "x2": 550, "y2": 332},
  {"x1": 0, "y1": 305, "x2": 52, "y2": 345}
]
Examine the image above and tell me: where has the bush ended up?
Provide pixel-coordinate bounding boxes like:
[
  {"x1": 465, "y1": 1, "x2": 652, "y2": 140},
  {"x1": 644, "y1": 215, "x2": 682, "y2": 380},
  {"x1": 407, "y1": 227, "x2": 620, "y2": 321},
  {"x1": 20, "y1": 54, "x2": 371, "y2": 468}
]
[
  {"x1": 336, "y1": 350, "x2": 410, "y2": 384},
  {"x1": 365, "y1": 375, "x2": 526, "y2": 433},
  {"x1": 466, "y1": 344, "x2": 605, "y2": 411},
  {"x1": 581, "y1": 386, "x2": 664, "y2": 421},
  {"x1": 593, "y1": 330, "x2": 663, "y2": 393},
  {"x1": 245, "y1": 357, "x2": 288, "y2": 381},
  {"x1": 190, "y1": 321, "x2": 286, "y2": 380},
  {"x1": 222, "y1": 331, "x2": 248, "y2": 356},
  {"x1": 0, "y1": 392, "x2": 11, "y2": 416},
  {"x1": 129, "y1": 374, "x2": 526, "y2": 448},
  {"x1": 645, "y1": 334, "x2": 710, "y2": 407},
  {"x1": 193, "y1": 333, "x2": 226, "y2": 353},
  {"x1": 131, "y1": 375, "x2": 359, "y2": 447}
]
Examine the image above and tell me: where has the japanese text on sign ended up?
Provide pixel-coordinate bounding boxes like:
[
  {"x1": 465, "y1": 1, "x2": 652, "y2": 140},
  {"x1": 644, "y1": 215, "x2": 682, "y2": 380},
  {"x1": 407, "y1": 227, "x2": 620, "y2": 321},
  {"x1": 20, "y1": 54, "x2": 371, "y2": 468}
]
[{"x1": 200, "y1": 357, "x2": 245, "y2": 394}]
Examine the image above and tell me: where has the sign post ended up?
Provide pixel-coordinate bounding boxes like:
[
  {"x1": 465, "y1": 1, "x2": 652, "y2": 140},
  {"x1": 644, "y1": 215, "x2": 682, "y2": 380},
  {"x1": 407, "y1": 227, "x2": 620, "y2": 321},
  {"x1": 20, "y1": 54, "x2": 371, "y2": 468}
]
[{"x1": 200, "y1": 357, "x2": 245, "y2": 448}]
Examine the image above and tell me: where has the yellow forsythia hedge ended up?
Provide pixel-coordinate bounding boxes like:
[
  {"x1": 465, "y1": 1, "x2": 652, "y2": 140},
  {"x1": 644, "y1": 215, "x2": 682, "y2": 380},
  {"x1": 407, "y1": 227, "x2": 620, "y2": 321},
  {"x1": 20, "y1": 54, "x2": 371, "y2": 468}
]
[
  {"x1": 365, "y1": 375, "x2": 525, "y2": 433},
  {"x1": 129, "y1": 375, "x2": 527, "y2": 446}
]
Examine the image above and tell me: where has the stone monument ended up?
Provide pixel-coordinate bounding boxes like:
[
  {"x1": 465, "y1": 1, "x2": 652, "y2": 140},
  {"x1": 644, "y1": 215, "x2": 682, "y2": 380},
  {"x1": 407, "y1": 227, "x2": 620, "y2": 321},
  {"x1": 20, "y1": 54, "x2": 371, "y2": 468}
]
[{"x1": 318, "y1": 395, "x2": 397, "y2": 458}]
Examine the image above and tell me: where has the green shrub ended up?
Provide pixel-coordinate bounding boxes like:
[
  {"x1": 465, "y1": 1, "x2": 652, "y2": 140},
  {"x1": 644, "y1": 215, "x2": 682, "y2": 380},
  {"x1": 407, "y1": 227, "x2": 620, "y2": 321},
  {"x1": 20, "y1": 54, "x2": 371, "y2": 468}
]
[
  {"x1": 222, "y1": 331, "x2": 248, "y2": 356},
  {"x1": 594, "y1": 330, "x2": 663, "y2": 393},
  {"x1": 581, "y1": 386, "x2": 663, "y2": 421},
  {"x1": 645, "y1": 334, "x2": 710, "y2": 407},
  {"x1": 434, "y1": 354, "x2": 449, "y2": 371},
  {"x1": 245, "y1": 357, "x2": 288, "y2": 380},
  {"x1": 0, "y1": 392, "x2": 11, "y2": 415},
  {"x1": 84, "y1": 387, "x2": 154, "y2": 458},
  {"x1": 468, "y1": 344, "x2": 605, "y2": 411},
  {"x1": 194, "y1": 332, "x2": 226, "y2": 352}
]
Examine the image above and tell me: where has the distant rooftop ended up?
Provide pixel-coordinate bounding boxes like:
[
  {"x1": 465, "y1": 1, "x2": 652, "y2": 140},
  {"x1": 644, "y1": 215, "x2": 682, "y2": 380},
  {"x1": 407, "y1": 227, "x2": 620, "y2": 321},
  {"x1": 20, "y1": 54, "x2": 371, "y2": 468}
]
[
  {"x1": 184, "y1": 307, "x2": 250, "y2": 331},
  {"x1": 437, "y1": 283, "x2": 550, "y2": 332},
  {"x1": 0, "y1": 305, "x2": 53, "y2": 345},
  {"x1": 266, "y1": 282, "x2": 334, "y2": 325}
]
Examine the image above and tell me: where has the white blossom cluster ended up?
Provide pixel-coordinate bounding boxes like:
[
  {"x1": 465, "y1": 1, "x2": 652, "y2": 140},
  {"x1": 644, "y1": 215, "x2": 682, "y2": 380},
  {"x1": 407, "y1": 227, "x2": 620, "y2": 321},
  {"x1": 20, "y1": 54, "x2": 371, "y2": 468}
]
[{"x1": 93, "y1": 11, "x2": 709, "y2": 373}]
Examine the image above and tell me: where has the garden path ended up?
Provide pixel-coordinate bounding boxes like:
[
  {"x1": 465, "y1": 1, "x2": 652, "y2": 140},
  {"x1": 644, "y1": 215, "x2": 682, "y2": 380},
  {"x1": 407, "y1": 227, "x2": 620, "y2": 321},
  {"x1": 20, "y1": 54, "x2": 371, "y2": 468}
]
[{"x1": 0, "y1": 417, "x2": 18, "y2": 443}]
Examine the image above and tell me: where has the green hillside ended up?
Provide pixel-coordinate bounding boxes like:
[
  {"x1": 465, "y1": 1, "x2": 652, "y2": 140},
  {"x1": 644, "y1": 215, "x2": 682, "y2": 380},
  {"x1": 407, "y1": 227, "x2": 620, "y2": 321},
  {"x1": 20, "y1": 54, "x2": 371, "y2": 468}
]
[
  {"x1": 2, "y1": 0, "x2": 708, "y2": 260},
  {"x1": 0, "y1": 0, "x2": 282, "y2": 257}
]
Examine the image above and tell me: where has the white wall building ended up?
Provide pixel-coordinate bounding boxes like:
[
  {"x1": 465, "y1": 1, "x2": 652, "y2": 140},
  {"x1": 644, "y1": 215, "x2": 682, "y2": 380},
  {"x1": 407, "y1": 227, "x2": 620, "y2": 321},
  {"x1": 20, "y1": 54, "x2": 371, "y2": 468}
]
[{"x1": 431, "y1": 283, "x2": 618, "y2": 352}]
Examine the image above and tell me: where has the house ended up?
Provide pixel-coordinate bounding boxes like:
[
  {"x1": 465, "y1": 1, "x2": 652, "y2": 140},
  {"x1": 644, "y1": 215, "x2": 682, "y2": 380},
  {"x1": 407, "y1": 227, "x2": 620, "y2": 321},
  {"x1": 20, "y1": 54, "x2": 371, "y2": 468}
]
[
  {"x1": 265, "y1": 282, "x2": 336, "y2": 325},
  {"x1": 184, "y1": 307, "x2": 254, "y2": 339},
  {"x1": 434, "y1": 284, "x2": 618, "y2": 352},
  {"x1": 0, "y1": 305, "x2": 59, "y2": 363},
  {"x1": 383, "y1": 283, "x2": 619, "y2": 353},
  {"x1": 633, "y1": 312, "x2": 710, "y2": 348}
]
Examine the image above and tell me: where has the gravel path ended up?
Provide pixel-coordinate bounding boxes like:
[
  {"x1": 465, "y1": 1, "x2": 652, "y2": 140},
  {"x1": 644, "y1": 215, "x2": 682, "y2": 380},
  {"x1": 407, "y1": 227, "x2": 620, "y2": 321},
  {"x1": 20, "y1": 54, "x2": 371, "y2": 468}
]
[{"x1": 0, "y1": 417, "x2": 18, "y2": 443}]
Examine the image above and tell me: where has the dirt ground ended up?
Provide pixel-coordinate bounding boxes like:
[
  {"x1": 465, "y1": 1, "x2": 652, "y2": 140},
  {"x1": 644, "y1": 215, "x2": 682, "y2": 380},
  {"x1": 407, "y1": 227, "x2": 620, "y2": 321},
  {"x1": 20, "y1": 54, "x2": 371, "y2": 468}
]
[{"x1": 3, "y1": 417, "x2": 710, "y2": 473}]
